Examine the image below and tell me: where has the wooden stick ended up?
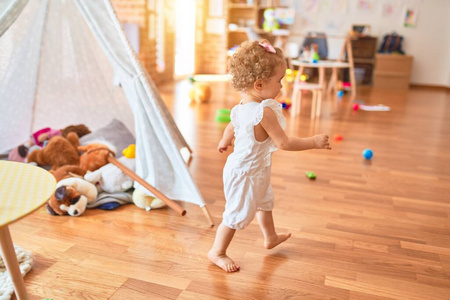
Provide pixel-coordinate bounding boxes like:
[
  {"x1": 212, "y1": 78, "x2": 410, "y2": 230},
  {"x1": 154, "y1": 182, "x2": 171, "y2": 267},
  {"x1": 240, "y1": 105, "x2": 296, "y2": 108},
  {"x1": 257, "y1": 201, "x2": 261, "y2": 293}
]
[
  {"x1": 108, "y1": 156, "x2": 186, "y2": 216},
  {"x1": 201, "y1": 205, "x2": 214, "y2": 227}
]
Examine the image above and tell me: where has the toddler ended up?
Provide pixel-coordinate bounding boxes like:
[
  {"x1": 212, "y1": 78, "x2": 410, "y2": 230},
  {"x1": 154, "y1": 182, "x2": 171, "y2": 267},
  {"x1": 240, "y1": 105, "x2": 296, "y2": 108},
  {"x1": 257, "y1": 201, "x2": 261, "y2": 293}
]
[{"x1": 208, "y1": 40, "x2": 331, "y2": 272}]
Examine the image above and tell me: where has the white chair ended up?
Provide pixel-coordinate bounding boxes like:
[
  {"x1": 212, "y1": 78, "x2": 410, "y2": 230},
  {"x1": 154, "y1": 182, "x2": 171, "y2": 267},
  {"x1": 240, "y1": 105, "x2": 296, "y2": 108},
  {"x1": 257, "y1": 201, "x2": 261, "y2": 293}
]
[{"x1": 290, "y1": 82, "x2": 323, "y2": 119}]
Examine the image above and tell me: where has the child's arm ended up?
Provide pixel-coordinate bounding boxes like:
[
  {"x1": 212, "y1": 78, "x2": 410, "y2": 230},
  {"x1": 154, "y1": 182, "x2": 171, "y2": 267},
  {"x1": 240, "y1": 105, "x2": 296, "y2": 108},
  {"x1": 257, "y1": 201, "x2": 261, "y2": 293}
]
[
  {"x1": 260, "y1": 108, "x2": 331, "y2": 151},
  {"x1": 218, "y1": 122, "x2": 235, "y2": 153}
]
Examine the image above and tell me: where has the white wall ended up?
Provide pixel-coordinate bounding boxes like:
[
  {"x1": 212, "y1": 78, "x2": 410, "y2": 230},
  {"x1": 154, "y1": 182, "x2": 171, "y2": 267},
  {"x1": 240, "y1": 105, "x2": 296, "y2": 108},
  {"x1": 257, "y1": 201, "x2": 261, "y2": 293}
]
[{"x1": 284, "y1": 0, "x2": 450, "y2": 86}]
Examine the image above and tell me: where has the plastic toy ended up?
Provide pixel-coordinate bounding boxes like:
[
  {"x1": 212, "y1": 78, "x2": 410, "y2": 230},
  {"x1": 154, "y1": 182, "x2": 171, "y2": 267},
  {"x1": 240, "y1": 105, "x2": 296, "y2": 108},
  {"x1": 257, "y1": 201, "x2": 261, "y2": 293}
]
[
  {"x1": 280, "y1": 98, "x2": 291, "y2": 110},
  {"x1": 362, "y1": 149, "x2": 373, "y2": 160},
  {"x1": 305, "y1": 171, "x2": 316, "y2": 179},
  {"x1": 262, "y1": 8, "x2": 280, "y2": 32},
  {"x1": 333, "y1": 134, "x2": 343, "y2": 141},
  {"x1": 122, "y1": 144, "x2": 136, "y2": 158},
  {"x1": 353, "y1": 103, "x2": 360, "y2": 111},
  {"x1": 189, "y1": 82, "x2": 211, "y2": 103},
  {"x1": 300, "y1": 74, "x2": 309, "y2": 82},
  {"x1": 337, "y1": 90, "x2": 344, "y2": 97},
  {"x1": 285, "y1": 69, "x2": 298, "y2": 83},
  {"x1": 215, "y1": 109, "x2": 231, "y2": 123},
  {"x1": 310, "y1": 44, "x2": 320, "y2": 63},
  {"x1": 342, "y1": 82, "x2": 352, "y2": 90}
]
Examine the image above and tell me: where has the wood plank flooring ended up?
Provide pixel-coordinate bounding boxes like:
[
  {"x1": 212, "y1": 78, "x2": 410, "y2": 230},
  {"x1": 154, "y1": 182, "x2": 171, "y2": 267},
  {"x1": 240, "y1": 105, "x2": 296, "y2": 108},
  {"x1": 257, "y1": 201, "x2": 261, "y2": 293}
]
[{"x1": 8, "y1": 82, "x2": 450, "y2": 299}]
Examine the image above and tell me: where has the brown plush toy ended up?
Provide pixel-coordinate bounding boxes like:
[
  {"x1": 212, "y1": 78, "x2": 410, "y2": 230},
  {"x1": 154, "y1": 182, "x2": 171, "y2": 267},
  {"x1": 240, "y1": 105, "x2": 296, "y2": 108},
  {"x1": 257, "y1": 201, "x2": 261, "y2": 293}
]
[
  {"x1": 27, "y1": 132, "x2": 80, "y2": 170},
  {"x1": 61, "y1": 124, "x2": 91, "y2": 139},
  {"x1": 78, "y1": 143, "x2": 116, "y2": 172},
  {"x1": 50, "y1": 165, "x2": 86, "y2": 182},
  {"x1": 46, "y1": 185, "x2": 82, "y2": 216}
]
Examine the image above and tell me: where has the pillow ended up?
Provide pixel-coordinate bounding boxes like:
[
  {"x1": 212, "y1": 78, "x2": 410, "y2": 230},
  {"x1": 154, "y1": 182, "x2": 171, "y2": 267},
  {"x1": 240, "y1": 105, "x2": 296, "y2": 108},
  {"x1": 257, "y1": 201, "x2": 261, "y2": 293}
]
[{"x1": 79, "y1": 119, "x2": 135, "y2": 155}]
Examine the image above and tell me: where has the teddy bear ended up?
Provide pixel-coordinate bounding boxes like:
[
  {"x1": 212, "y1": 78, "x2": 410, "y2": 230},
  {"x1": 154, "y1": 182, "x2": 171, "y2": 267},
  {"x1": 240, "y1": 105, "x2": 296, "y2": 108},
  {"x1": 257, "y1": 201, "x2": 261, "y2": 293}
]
[
  {"x1": 50, "y1": 165, "x2": 87, "y2": 182},
  {"x1": 78, "y1": 141, "x2": 117, "y2": 172},
  {"x1": 27, "y1": 132, "x2": 80, "y2": 170},
  {"x1": 84, "y1": 156, "x2": 135, "y2": 193},
  {"x1": 8, "y1": 124, "x2": 90, "y2": 163},
  {"x1": 132, "y1": 186, "x2": 166, "y2": 211},
  {"x1": 46, "y1": 177, "x2": 98, "y2": 217}
]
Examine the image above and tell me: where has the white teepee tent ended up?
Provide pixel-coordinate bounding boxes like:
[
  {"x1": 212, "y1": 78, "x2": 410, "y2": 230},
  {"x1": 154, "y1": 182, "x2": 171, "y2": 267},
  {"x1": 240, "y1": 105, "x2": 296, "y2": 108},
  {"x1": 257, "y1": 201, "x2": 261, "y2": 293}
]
[{"x1": 0, "y1": 0, "x2": 214, "y2": 225}]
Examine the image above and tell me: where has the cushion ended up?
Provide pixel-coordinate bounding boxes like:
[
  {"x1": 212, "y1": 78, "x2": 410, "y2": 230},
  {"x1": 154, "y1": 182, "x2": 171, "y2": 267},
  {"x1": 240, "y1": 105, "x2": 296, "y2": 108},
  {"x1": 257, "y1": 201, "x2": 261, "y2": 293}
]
[{"x1": 79, "y1": 119, "x2": 135, "y2": 155}]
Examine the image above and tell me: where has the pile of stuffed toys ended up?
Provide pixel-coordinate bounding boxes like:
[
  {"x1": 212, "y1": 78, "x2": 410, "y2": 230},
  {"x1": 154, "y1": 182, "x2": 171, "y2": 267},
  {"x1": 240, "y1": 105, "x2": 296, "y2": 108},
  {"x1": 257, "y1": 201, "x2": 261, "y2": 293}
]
[{"x1": 8, "y1": 125, "x2": 166, "y2": 217}]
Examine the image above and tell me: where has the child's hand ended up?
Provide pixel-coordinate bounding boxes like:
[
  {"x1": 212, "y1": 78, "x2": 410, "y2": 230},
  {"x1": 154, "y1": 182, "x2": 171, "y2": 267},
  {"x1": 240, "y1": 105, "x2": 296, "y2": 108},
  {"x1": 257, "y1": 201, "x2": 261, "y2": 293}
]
[
  {"x1": 218, "y1": 139, "x2": 231, "y2": 153},
  {"x1": 313, "y1": 134, "x2": 331, "y2": 150}
]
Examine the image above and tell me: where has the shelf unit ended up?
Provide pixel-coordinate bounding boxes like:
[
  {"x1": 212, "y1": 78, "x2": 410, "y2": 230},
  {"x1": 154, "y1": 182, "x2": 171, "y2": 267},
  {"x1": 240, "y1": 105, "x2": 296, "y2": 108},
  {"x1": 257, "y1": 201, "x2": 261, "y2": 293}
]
[
  {"x1": 226, "y1": 0, "x2": 284, "y2": 50},
  {"x1": 227, "y1": 2, "x2": 256, "y2": 49},
  {"x1": 350, "y1": 36, "x2": 378, "y2": 84}
]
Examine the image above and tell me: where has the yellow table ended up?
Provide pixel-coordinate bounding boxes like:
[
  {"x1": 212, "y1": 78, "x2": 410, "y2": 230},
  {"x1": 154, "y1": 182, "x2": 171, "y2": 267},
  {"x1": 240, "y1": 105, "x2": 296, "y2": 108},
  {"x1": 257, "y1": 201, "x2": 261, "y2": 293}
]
[{"x1": 0, "y1": 161, "x2": 56, "y2": 300}]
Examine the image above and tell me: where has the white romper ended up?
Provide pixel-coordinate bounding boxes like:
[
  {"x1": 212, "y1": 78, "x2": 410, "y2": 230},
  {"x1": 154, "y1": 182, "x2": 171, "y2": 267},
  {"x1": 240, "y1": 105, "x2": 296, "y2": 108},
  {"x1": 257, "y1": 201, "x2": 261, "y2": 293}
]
[{"x1": 222, "y1": 99, "x2": 286, "y2": 230}]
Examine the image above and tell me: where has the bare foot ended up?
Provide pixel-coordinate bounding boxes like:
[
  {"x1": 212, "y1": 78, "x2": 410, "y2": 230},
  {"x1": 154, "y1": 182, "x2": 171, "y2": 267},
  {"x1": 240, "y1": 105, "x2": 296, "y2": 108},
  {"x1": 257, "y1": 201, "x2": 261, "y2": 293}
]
[
  {"x1": 264, "y1": 233, "x2": 292, "y2": 249},
  {"x1": 208, "y1": 250, "x2": 240, "y2": 272}
]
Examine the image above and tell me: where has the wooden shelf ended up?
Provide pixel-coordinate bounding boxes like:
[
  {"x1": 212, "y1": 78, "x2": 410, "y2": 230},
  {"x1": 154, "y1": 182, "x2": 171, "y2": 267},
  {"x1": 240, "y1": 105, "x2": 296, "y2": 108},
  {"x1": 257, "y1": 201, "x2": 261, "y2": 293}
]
[{"x1": 229, "y1": 3, "x2": 255, "y2": 9}]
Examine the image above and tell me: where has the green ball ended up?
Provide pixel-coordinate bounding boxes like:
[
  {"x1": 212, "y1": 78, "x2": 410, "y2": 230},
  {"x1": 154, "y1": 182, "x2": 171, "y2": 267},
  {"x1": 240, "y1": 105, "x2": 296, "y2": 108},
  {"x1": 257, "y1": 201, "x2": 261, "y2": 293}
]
[{"x1": 305, "y1": 171, "x2": 316, "y2": 179}]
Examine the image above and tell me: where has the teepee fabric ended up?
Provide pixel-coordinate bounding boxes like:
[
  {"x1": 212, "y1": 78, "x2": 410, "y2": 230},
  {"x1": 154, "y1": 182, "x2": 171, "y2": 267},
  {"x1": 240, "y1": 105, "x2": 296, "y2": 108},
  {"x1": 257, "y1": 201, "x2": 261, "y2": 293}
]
[{"x1": 0, "y1": 0, "x2": 205, "y2": 207}]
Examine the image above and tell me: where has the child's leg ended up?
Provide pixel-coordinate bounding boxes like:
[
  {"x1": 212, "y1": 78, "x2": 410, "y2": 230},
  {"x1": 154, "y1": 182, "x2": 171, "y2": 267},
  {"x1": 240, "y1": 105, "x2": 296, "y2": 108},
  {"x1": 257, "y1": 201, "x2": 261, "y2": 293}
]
[
  {"x1": 256, "y1": 210, "x2": 291, "y2": 249},
  {"x1": 208, "y1": 222, "x2": 240, "y2": 272}
]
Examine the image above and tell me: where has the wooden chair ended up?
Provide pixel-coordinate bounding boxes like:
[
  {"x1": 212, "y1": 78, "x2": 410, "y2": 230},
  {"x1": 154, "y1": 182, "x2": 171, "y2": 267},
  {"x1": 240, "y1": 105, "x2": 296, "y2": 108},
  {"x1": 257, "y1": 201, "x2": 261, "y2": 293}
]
[
  {"x1": 327, "y1": 37, "x2": 356, "y2": 97},
  {"x1": 290, "y1": 82, "x2": 323, "y2": 119}
]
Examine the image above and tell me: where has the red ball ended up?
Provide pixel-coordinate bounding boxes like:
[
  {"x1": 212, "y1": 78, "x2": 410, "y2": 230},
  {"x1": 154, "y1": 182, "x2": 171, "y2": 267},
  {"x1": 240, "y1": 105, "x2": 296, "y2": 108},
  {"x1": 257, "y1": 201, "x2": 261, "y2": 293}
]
[
  {"x1": 334, "y1": 134, "x2": 343, "y2": 141},
  {"x1": 353, "y1": 103, "x2": 359, "y2": 111}
]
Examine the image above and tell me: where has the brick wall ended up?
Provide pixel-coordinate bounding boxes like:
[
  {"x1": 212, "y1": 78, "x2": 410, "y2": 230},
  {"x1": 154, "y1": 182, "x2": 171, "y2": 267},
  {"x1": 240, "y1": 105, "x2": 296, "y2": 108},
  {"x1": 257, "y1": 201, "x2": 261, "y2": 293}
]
[
  {"x1": 111, "y1": 0, "x2": 175, "y2": 85},
  {"x1": 195, "y1": 0, "x2": 227, "y2": 74},
  {"x1": 112, "y1": 0, "x2": 227, "y2": 81}
]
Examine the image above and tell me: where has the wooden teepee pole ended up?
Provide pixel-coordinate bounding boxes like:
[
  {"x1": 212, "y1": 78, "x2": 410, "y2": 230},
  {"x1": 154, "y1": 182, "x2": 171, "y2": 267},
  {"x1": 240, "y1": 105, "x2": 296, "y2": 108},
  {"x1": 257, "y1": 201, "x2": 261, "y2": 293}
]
[{"x1": 108, "y1": 156, "x2": 186, "y2": 216}]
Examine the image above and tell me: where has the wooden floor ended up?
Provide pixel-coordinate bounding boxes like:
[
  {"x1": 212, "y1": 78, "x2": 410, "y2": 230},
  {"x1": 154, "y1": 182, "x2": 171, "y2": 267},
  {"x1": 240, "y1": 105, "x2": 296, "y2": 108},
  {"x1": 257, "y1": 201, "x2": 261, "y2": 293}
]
[{"x1": 8, "y1": 82, "x2": 450, "y2": 299}]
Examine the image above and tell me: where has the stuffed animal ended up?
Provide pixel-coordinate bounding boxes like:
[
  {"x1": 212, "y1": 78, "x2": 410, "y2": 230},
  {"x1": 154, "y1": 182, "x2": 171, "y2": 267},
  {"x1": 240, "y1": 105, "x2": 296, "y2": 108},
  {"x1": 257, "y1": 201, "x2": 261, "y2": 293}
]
[
  {"x1": 78, "y1": 141, "x2": 117, "y2": 172},
  {"x1": 50, "y1": 165, "x2": 86, "y2": 182},
  {"x1": 46, "y1": 186, "x2": 86, "y2": 217},
  {"x1": 8, "y1": 124, "x2": 90, "y2": 163},
  {"x1": 84, "y1": 156, "x2": 135, "y2": 193},
  {"x1": 189, "y1": 82, "x2": 211, "y2": 104},
  {"x1": 46, "y1": 177, "x2": 98, "y2": 216},
  {"x1": 27, "y1": 132, "x2": 80, "y2": 170},
  {"x1": 132, "y1": 186, "x2": 166, "y2": 211},
  {"x1": 61, "y1": 124, "x2": 91, "y2": 139}
]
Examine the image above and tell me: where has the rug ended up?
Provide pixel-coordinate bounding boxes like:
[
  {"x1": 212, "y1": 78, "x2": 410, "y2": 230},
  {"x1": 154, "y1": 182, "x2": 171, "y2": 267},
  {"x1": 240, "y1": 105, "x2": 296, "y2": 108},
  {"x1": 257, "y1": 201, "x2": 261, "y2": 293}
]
[{"x1": 0, "y1": 245, "x2": 33, "y2": 300}]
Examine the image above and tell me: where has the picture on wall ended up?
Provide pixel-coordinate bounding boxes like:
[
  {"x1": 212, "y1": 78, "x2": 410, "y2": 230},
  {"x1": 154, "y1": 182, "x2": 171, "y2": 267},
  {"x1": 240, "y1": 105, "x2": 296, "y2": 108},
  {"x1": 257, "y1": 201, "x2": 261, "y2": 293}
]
[{"x1": 403, "y1": 7, "x2": 419, "y2": 27}]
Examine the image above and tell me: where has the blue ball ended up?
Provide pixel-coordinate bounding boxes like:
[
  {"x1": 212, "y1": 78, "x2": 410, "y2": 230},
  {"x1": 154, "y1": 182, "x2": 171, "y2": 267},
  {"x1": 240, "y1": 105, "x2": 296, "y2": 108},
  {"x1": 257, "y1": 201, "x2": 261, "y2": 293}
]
[
  {"x1": 337, "y1": 90, "x2": 344, "y2": 97},
  {"x1": 363, "y1": 149, "x2": 373, "y2": 160}
]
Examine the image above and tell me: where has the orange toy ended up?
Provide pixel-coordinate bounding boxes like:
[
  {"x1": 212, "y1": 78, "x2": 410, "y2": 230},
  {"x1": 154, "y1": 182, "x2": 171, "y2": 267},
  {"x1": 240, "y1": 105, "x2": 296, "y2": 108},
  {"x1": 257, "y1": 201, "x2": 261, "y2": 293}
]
[
  {"x1": 78, "y1": 143, "x2": 116, "y2": 172},
  {"x1": 27, "y1": 132, "x2": 80, "y2": 170}
]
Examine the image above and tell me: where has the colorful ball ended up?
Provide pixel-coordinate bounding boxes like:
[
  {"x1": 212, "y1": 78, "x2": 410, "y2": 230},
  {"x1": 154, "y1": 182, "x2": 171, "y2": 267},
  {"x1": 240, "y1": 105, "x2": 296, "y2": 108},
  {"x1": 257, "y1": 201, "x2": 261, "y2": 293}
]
[
  {"x1": 353, "y1": 103, "x2": 359, "y2": 111},
  {"x1": 362, "y1": 149, "x2": 373, "y2": 160},
  {"x1": 333, "y1": 134, "x2": 343, "y2": 141},
  {"x1": 337, "y1": 90, "x2": 344, "y2": 97},
  {"x1": 306, "y1": 171, "x2": 316, "y2": 179}
]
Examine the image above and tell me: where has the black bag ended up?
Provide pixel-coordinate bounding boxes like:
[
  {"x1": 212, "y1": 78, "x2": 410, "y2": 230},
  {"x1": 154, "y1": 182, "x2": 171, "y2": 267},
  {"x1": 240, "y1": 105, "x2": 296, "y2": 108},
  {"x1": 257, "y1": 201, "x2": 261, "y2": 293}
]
[{"x1": 378, "y1": 32, "x2": 405, "y2": 54}]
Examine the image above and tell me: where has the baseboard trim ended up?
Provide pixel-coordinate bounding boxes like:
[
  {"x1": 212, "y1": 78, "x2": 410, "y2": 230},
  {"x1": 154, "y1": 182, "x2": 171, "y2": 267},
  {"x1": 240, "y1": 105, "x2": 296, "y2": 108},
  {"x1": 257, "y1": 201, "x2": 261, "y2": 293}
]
[{"x1": 410, "y1": 84, "x2": 450, "y2": 91}]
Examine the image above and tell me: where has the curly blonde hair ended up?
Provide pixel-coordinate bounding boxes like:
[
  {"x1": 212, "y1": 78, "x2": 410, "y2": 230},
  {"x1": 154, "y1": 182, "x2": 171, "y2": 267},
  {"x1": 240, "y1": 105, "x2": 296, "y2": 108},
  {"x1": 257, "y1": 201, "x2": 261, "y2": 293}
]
[{"x1": 228, "y1": 40, "x2": 285, "y2": 91}]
